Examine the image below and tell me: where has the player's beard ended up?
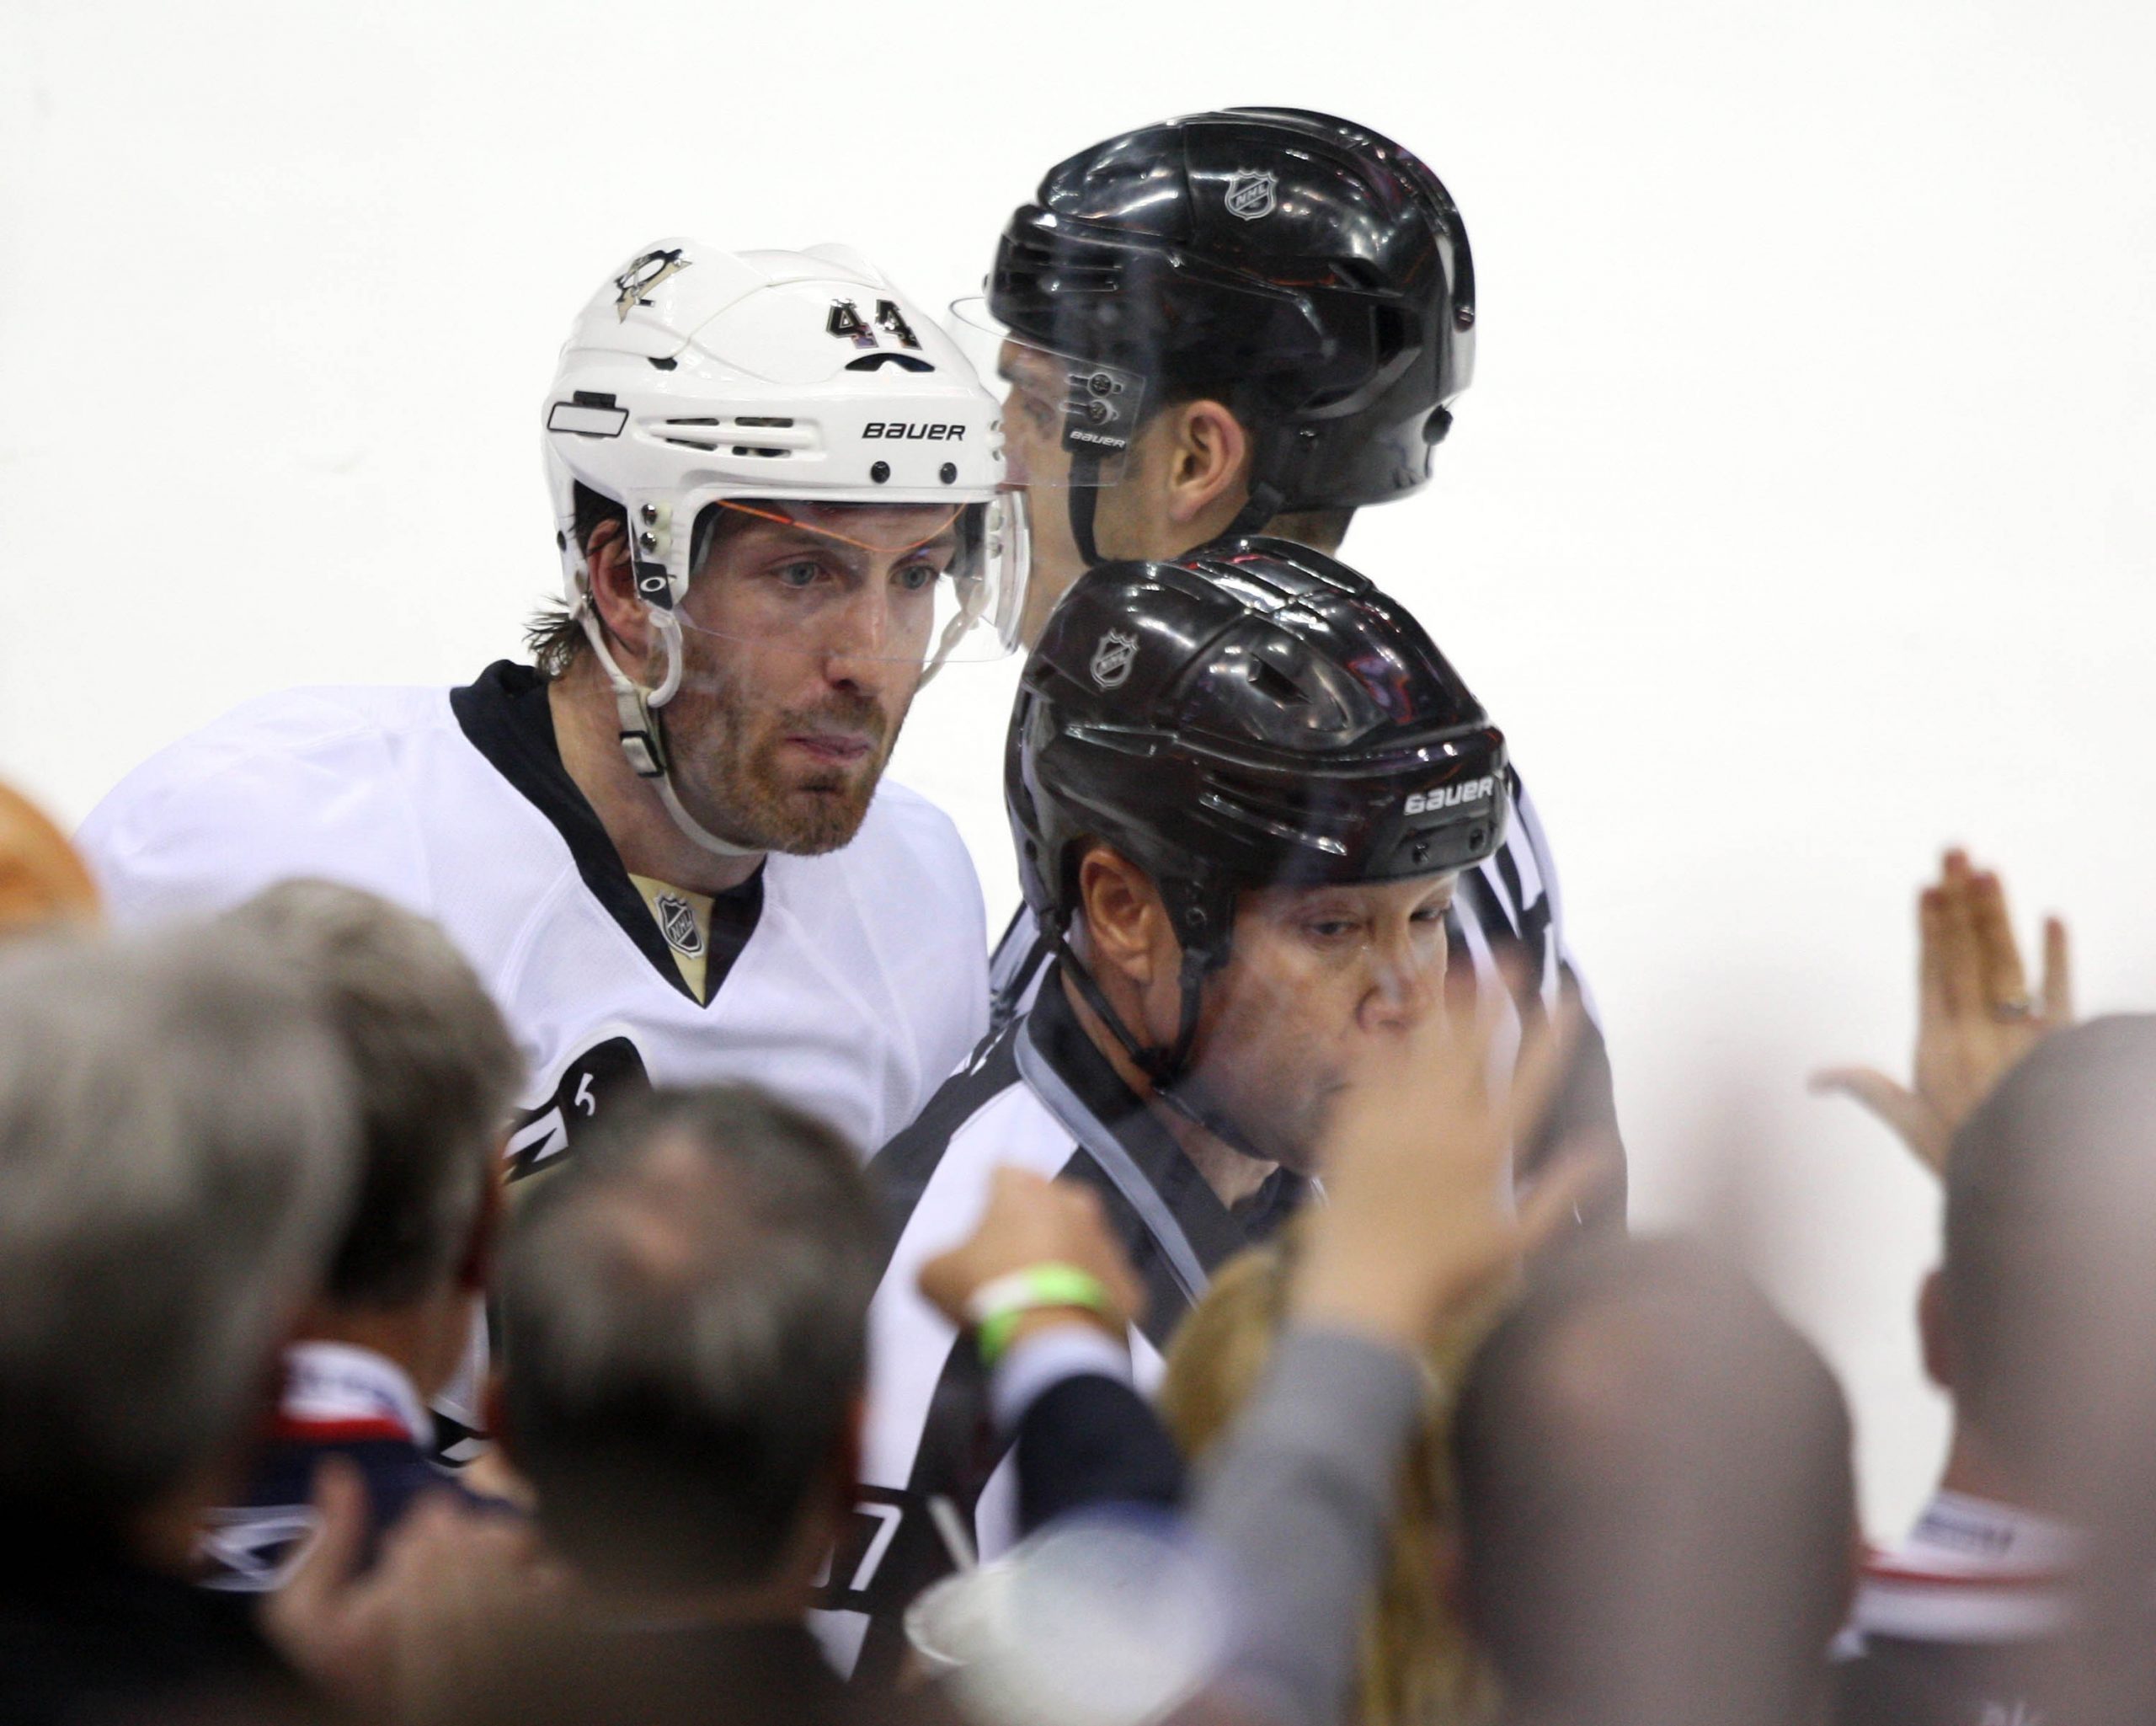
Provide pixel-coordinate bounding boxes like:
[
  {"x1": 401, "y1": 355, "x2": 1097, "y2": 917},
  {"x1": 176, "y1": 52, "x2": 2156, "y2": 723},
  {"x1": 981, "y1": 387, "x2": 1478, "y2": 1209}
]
[{"x1": 662, "y1": 676, "x2": 903, "y2": 857}]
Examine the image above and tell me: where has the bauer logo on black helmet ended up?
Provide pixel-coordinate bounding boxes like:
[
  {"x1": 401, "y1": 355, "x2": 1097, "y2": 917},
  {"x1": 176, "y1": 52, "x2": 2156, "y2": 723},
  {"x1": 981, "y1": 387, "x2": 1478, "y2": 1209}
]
[{"x1": 1404, "y1": 777, "x2": 1495, "y2": 816}]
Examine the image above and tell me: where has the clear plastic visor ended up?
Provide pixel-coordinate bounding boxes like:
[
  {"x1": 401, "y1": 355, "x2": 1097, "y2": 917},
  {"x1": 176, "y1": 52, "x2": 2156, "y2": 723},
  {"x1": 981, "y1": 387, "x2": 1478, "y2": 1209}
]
[
  {"x1": 948, "y1": 298, "x2": 1148, "y2": 489},
  {"x1": 666, "y1": 492, "x2": 1029, "y2": 667}
]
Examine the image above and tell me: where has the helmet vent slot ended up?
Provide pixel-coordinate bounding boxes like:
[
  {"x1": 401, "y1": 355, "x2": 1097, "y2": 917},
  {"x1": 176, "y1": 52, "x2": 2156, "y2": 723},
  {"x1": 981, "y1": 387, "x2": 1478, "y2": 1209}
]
[
  {"x1": 656, "y1": 415, "x2": 810, "y2": 457},
  {"x1": 1244, "y1": 657, "x2": 1310, "y2": 708}
]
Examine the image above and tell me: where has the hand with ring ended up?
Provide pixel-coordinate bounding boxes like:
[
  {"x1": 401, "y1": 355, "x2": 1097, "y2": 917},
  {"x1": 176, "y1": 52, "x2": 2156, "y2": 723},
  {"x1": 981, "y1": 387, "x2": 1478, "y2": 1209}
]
[{"x1": 1812, "y1": 848, "x2": 2072, "y2": 1177}]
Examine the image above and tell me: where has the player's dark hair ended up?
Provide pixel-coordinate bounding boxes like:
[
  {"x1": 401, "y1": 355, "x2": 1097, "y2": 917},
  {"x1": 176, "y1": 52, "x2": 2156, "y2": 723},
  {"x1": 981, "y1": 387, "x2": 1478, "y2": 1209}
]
[
  {"x1": 498, "y1": 1084, "x2": 878, "y2": 1594},
  {"x1": 1942, "y1": 1015, "x2": 2156, "y2": 1498},
  {"x1": 1452, "y1": 1240, "x2": 1854, "y2": 1726},
  {"x1": 526, "y1": 483, "x2": 626, "y2": 677}
]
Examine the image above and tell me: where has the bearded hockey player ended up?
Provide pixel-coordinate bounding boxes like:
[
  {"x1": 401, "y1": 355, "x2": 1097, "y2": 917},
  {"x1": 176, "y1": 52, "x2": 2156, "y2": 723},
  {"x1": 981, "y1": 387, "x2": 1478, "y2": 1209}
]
[
  {"x1": 960, "y1": 108, "x2": 1622, "y2": 1178},
  {"x1": 816, "y1": 539, "x2": 1514, "y2": 1676},
  {"x1": 80, "y1": 239, "x2": 1027, "y2": 1180}
]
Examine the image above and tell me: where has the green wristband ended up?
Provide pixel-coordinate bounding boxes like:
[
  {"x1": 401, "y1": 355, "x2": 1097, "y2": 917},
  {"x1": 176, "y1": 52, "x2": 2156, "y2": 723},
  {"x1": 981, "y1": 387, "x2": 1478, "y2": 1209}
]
[{"x1": 965, "y1": 1263, "x2": 1113, "y2": 1368}]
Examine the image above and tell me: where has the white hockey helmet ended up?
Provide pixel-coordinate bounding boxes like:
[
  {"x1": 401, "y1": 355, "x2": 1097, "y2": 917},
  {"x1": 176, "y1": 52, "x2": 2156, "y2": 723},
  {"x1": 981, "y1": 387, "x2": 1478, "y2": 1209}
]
[{"x1": 541, "y1": 240, "x2": 1029, "y2": 854}]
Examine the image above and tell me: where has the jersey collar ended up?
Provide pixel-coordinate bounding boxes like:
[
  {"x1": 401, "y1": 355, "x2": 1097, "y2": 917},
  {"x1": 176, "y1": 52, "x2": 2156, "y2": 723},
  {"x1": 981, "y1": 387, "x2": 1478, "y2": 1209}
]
[
  {"x1": 1851, "y1": 1491, "x2": 2082, "y2": 1645},
  {"x1": 275, "y1": 1341, "x2": 434, "y2": 1451},
  {"x1": 450, "y1": 661, "x2": 763, "y2": 1006}
]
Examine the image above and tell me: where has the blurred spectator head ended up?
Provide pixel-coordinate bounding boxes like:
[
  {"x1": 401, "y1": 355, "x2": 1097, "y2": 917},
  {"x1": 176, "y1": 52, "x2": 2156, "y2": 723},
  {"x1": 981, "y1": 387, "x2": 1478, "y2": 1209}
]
[
  {"x1": 1161, "y1": 1224, "x2": 1498, "y2": 1726},
  {"x1": 0, "y1": 926, "x2": 355, "y2": 1538},
  {"x1": 498, "y1": 1086, "x2": 878, "y2": 1599},
  {"x1": 0, "y1": 779, "x2": 99, "y2": 934},
  {"x1": 1451, "y1": 1238, "x2": 1854, "y2": 1726},
  {"x1": 1932, "y1": 1013, "x2": 2156, "y2": 1512},
  {"x1": 221, "y1": 881, "x2": 520, "y2": 1387}
]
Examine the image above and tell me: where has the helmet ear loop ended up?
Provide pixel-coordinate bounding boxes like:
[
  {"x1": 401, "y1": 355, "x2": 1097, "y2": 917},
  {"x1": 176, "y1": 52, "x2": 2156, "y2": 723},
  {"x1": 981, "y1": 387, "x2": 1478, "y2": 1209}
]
[{"x1": 915, "y1": 511, "x2": 995, "y2": 691}]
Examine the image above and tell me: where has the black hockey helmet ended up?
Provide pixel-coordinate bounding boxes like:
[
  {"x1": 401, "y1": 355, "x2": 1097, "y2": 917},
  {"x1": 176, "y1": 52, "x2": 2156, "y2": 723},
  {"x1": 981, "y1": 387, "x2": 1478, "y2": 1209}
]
[
  {"x1": 982, "y1": 106, "x2": 1476, "y2": 526},
  {"x1": 1008, "y1": 537, "x2": 1508, "y2": 1011}
]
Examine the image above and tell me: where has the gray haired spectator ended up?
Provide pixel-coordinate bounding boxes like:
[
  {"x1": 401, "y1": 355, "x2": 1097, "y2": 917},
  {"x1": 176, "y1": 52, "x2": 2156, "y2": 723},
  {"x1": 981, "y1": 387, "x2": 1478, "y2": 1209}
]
[
  {"x1": 0, "y1": 924, "x2": 359, "y2": 1724},
  {"x1": 469, "y1": 1086, "x2": 942, "y2": 1726},
  {"x1": 202, "y1": 880, "x2": 524, "y2": 1594},
  {"x1": 498, "y1": 1086, "x2": 879, "y2": 1597},
  {"x1": 1452, "y1": 1240, "x2": 1856, "y2": 1726}
]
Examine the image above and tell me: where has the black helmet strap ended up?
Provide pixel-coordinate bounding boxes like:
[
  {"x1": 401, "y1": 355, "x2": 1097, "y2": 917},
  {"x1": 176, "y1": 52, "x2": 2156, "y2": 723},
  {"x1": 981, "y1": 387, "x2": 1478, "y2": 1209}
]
[
  {"x1": 1065, "y1": 436, "x2": 1284, "y2": 570},
  {"x1": 1053, "y1": 931, "x2": 1278, "y2": 1168},
  {"x1": 1225, "y1": 477, "x2": 1286, "y2": 542},
  {"x1": 1067, "y1": 447, "x2": 1105, "y2": 569}
]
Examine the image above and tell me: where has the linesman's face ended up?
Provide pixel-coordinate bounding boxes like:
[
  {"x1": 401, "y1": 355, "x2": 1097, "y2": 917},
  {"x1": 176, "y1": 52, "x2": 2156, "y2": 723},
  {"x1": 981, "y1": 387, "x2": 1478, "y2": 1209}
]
[
  {"x1": 1185, "y1": 875, "x2": 1456, "y2": 1172},
  {"x1": 1082, "y1": 861, "x2": 1455, "y2": 1171},
  {"x1": 987, "y1": 343, "x2": 1250, "y2": 647},
  {"x1": 999, "y1": 344, "x2": 1223, "y2": 648}
]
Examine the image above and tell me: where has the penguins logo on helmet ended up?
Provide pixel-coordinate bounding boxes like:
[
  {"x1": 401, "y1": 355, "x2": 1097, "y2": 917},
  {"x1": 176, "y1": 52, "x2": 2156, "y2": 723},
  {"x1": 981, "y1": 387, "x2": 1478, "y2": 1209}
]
[{"x1": 613, "y1": 248, "x2": 688, "y2": 321}]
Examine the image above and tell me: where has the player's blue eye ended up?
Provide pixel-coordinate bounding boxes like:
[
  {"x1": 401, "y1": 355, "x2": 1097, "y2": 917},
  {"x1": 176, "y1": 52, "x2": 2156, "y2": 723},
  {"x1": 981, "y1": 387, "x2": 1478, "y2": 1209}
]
[
  {"x1": 893, "y1": 563, "x2": 937, "y2": 593},
  {"x1": 775, "y1": 560, "x2": 823, "y2": 590}
]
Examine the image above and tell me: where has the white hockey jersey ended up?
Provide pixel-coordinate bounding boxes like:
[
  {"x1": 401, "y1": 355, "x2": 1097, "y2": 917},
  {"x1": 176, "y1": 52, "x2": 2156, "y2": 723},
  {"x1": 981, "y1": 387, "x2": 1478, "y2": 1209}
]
[
  {"x1": 77, "y1": 661, "x2": 991, "y2": 1171},
  {"x1": 814, "y1": 972, "x2": 1307, "y2": 1679}
]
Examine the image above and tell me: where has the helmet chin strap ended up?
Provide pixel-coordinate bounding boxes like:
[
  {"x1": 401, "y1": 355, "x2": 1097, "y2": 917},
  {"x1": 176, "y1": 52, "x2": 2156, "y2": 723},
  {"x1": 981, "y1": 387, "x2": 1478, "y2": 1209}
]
[
  {"x1": 1054, "y1": 934, "x2": 1277, "y2": 1167},
  {"x1": 1223, "y1": 478, "x2": 1285, "y2": 542},
  {"x1": 1066, "y1": 447, "x2": 1105, "y2": 568},
  {"x1": 574, "y1": 600, "x2": 762, "y2": 861}
]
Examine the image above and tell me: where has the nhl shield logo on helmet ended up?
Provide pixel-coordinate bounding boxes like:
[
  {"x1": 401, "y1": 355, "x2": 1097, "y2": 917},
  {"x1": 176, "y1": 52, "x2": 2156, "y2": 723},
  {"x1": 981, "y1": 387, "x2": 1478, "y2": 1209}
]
[
  {"x1": 1224, "y1": 170, "x2": 1277, "y2": 222},
  {"x1": 1090, "y1": 630, "x2": 1138, "y2": 689}
]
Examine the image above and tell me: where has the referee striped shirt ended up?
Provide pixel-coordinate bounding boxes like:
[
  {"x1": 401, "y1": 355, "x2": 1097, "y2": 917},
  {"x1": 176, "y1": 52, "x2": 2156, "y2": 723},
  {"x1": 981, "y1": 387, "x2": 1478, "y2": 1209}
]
[
  {"x1": 811, "y1": 760, "x2": 1622, "y2": 1679},
  {"x1": 810, "y1": 970, "x2": 1305, "y2": 1679}
]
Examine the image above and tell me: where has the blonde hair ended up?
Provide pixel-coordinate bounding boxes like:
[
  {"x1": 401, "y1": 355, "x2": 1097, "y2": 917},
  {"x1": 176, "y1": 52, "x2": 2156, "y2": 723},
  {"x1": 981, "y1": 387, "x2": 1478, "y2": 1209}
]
[
  {"x1": 1160, "y1": 1221, "x2": 1499, "y2": 1726},
  {"x1": 0, "y1": 781, "x2": 99, "y2": 936}
]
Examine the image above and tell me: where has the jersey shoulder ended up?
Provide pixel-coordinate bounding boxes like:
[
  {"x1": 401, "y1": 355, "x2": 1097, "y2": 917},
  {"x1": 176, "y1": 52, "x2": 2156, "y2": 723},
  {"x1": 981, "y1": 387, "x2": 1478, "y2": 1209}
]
[
  {"x1": 855, "y1": 778, "x2": 980, "y2": 887},
  {"x1": 78, "y1": 684, "x2": 462, "y2": 924}
]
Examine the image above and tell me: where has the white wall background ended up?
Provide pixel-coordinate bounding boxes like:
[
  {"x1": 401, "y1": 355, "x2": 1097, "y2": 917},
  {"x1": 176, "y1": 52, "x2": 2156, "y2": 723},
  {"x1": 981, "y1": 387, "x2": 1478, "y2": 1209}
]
[{"x1": 7, "y1": 0, "x2": 2154, "y2": 1533}]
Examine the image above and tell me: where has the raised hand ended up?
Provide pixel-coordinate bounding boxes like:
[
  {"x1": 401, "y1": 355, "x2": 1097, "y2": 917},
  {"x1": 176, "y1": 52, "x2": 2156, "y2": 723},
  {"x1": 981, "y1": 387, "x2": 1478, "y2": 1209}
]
[
  {"x1": 919, "y1": 1166, "x2": 1147, "y2": 1347},
  {"x1": 1812, "y1": 848, "x2": 2072, "y2": 1176},
  {"x1": 1293, "y1": 984, "x2": 1615, "y2": 1349}
]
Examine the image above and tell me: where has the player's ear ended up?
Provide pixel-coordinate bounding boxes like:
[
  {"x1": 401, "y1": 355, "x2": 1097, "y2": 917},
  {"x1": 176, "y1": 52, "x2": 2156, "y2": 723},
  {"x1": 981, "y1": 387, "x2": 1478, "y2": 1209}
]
[
  {"x1": 1076, "y1": 846, "x2": 1170, "y2": 992},
  {"x1": 1918, "y1": 1266, "x2": 1956, "y2": 1392},
  {"x1": 1161, "y1": 398, "x2": 1251, "y2": 532},
  {"x1": 582, "y1": 516, "x2": 657, "y2": 665}
]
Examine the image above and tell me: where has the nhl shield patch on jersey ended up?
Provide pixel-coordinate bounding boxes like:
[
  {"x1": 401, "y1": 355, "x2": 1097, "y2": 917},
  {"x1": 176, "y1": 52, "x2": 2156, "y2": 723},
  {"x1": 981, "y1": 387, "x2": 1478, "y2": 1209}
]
[{"x1": 654, "y1": 891, "x2": 704, "y2": 957}]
